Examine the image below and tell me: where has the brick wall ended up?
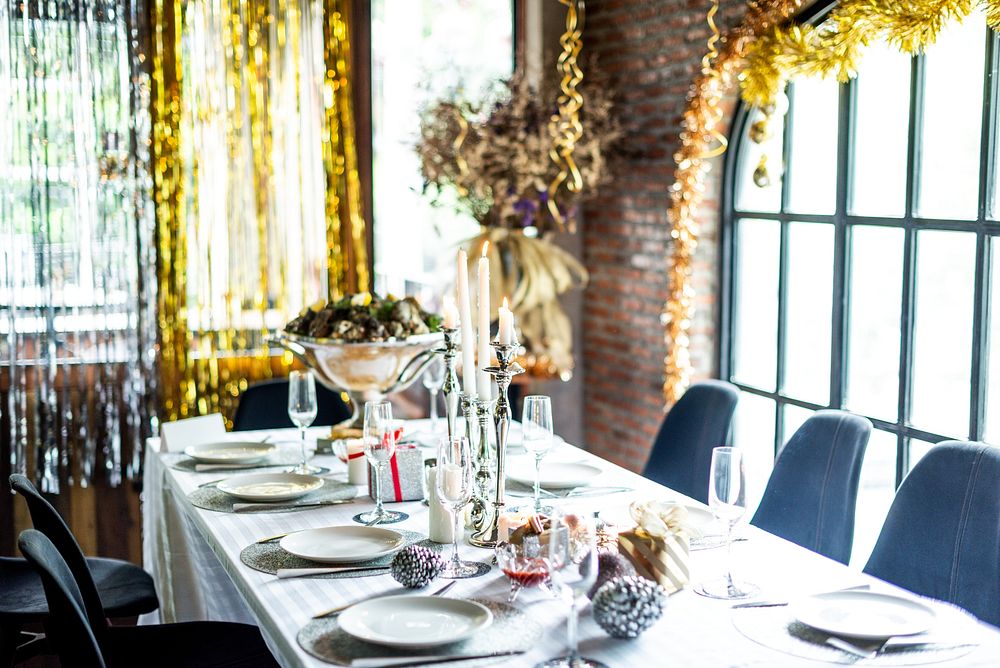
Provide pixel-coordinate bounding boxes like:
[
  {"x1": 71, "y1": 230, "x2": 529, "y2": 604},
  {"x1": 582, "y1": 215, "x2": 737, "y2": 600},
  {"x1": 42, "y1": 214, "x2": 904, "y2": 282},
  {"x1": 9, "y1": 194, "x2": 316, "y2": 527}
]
[{"x1": 581, "y1": 0, "x2": 743, "y2": 470}]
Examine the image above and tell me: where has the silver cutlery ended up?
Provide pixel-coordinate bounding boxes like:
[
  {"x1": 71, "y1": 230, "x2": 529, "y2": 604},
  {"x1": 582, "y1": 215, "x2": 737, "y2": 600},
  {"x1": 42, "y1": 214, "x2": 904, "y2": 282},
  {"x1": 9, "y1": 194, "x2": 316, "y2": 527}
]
[
  {"x1": 275, "y1": 566, "x2": 390, "y2": 579},
  {"x1": 254, "y1": 531, "x2": 291, "y2": 544},
  {"x1": 350, "y1": 650, "x2": 524, "y2": 667},
  {"x1": 194, "y1": 462, "x2": 289, "y2": 473},
  {"x1": 312, "y1": 580, "x2": 456, "y2": 619},
  {"x1": 731, "y1": 583, "x2": 871, "y2": 609},
  {"x1": 232, "y1": 499, "x2": 354, "y2": 513},
  {"x1": 826, "y1": 634, "x2": 977, "y2": 658},
  {"x1": 509, "y1": 485, "x2": 632, "y2": 499}
]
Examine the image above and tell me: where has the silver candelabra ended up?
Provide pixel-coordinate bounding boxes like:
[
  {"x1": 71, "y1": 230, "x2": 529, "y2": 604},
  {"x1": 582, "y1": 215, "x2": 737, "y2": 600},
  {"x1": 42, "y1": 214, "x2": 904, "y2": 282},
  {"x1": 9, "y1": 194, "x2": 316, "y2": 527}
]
[{"x1": 438, "y1": 327, "x2": 460, "y2": 441}]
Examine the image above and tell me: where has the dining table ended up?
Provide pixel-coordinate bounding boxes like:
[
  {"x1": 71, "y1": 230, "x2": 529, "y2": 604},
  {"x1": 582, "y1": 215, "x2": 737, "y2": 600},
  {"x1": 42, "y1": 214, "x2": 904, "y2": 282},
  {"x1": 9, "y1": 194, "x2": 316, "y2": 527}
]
[{"x1": 141, "y1": 420, "x2": 1000, "y2": 667}]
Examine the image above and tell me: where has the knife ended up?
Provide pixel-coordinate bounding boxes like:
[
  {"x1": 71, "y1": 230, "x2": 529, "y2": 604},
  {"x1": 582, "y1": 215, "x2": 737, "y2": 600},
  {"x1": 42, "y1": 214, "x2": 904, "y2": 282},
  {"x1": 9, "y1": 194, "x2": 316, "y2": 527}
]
[
  {"x1": 194, "y1": 462, "x2": 288, "y2": 472},
  {"x1": 276, "y1": 566, "x2": 390, "y2": 579},
  {"x1": 730, "y1": 583, "x2": 871, "y2": 609},
  {"x1": 350, "y1": 651, "x2": 525, "y2": 667},
  {"x1": 313, "y1": 581, "x2": 456, "y2": 619},
  {"x1": 232, "y1": 499, "x2": 355, "y2": 513}
]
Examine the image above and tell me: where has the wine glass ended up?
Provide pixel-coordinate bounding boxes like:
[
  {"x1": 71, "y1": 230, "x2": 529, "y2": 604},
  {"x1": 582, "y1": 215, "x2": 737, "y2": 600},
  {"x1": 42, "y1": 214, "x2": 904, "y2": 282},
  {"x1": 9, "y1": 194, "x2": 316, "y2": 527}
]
[
  {"x1": 436, "y1": 436, "x2": 480, "y2": 578},
  {"x1": 422, "y1": 357, "x2": 445, "y2": 434},
  {"x1": 537, "y1": 510, "x2": 607, "y2": 668},
  {"x1": 522, "y1": 395, "x2": 554, "y2": 513},
  {"x1": 357, "y1": 401, "x2": 405, "y2": 524},
  {"x1": 287, "y1": 370, "x2": 320, "y2": 474},
  {"x1": 696, "y1": 446, "x2": 759, "y2": 599}
]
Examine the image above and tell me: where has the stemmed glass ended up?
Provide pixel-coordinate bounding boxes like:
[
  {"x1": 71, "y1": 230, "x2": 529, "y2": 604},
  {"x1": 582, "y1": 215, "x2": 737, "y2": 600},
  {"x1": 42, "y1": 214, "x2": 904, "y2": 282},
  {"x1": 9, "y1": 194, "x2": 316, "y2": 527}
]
[
  {"x1": 357, "y1": 401, "x2": 405, "y2": 525},
  {"x1": 522, "y1": 395, "x2": 554, "y2": 513},
  {"x1": 287, "y1": 370, "x2": 320, "y2": 474},
  {"x1": 537, "y1": 510, "x2": 607, "y2": 668},
  {"x1": 422, "y1": 357, "x2": 446, "y2": 434},
  {"x1": 435, "y1": 436, "x2": 480, "y2": 578},
  {"x1": 696, "y1": 446, "x2": 759, "y2": 599}
]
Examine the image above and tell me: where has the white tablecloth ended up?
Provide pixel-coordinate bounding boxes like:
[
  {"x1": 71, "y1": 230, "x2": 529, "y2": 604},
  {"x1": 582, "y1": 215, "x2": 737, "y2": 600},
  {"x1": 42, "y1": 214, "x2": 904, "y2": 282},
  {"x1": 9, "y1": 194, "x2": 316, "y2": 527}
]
[{"x1": 141, "y1": 421, "x2": 1000, "y2": 667}]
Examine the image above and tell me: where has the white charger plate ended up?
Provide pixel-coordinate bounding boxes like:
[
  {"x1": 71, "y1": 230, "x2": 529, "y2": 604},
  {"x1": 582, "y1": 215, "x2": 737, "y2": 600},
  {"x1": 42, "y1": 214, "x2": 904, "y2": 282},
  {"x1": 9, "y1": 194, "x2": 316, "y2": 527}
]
[
  {"x1": 216, "y1": 472, "x2": 324, "y2": 502},
  {"x1": 598, "y1": 503, "x2": 715, "y2": 534},
  {"x1": 506, "y1": 461, "x2": 602, "y2": 489},
  {"x1": 184, "y1": 441, "x2": 275, "y2": 464},
  {"x1": 791, "y1": 590, "x2": 937, "y2": 640},
  {"x1": 338, "y1": 596, "x2": 493, "y2": 648},
  {"x1": 279, "y1": 526, "x2": 404, "y2": 564}
]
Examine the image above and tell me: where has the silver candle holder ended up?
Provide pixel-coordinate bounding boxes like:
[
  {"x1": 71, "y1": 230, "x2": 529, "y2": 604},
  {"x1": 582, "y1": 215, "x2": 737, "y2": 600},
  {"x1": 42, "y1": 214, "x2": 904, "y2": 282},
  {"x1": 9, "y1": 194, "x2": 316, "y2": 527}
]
[
  {"x1": 470, "y1": 396, "x2": 494, "y2": 531},
  {"x1": 437, "y1": 327, "x2": 460, "y2": 442},
  {"x1": 470, "y1": 339, "x2": 524, "y2": 548},
  {"x1": 462, "y1": 393, "x2": 488, "y2": 529}
]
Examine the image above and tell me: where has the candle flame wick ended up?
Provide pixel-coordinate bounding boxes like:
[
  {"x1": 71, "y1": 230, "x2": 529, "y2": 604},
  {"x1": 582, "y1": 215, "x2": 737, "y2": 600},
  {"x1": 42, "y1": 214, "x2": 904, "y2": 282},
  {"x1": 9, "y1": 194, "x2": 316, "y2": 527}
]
[
  {"x1": 502, "y1": 297, "x2": 509, "y2": 309},
  {"x1": 481, "y1": 241, "x2": 489, "y2": 257}
]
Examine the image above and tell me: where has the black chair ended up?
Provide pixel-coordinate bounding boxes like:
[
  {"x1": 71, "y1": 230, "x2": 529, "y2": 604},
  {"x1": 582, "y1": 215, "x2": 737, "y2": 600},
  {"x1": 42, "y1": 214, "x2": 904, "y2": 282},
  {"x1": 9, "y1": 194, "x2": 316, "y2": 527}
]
[
  {"x1": 18, "y1": 529, "x2": 279, "y2": 668},
  {"x1": 3, "y1": 475, "x2": 160, "y2": 666},
  {"x1": 751, "y1": 411, "x2": 872, "y2": 564},
  {"x1": 864, "y1": 441, "x2": 1000, "y2": 627},
  {"x1": 232, "y1": 378, "x2": 351, "y2": 431},
  {"x1": 641, "y1": 380, "x2": 740, "y2": 503}
]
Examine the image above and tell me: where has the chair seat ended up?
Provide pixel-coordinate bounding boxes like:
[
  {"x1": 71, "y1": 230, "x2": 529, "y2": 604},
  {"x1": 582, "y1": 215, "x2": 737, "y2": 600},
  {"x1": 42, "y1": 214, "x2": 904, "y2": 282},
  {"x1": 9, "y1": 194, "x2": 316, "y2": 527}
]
[
  {"x1": 107, "y1": 622, "x2": 279, "y2": 668},
  {"x1": 0, "y1": 556, "x2": 158, "y2": 622}
]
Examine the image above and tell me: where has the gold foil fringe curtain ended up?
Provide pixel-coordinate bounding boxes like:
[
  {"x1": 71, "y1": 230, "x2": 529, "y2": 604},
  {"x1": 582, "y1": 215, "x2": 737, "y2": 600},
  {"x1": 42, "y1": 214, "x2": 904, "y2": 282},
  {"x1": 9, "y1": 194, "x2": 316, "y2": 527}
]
[
  {"x1": 662, "y1": 0, "x2": 1000, "y2": 406},
  {"x1": 153, "y1": 0, "x2": 368, "y2": 422}
]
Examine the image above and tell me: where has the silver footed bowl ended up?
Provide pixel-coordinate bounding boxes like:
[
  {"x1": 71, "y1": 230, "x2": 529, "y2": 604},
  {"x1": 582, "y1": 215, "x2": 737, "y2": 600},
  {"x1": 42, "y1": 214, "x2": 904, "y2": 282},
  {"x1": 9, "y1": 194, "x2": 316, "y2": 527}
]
[{"x1": 270, "y1": 331, "x2": 443, "y2": 431}]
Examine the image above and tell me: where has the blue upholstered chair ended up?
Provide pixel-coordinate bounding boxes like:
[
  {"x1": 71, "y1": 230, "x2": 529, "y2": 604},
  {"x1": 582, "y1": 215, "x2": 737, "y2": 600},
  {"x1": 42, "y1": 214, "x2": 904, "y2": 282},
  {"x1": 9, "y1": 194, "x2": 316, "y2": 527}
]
[
  {"x1": 641, "y1": 380, "x2": 740, "y2": 504},
  {"x1": 751, "y1": 410, "x2": 872, "y2": 564},
  {"x1": 17, "y1": 529, "x2": 280, "y2": 668},
  {"x1": 864, "y1": 441, "x2": 1000, "y2": 627},
  {"x1": 232, "y1": 378, "x2": 351, "y2": 431}
]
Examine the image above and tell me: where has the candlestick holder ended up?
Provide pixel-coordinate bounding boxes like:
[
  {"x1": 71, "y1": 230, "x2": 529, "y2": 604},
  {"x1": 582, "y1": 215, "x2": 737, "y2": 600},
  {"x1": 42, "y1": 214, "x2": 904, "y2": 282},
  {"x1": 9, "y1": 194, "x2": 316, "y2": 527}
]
[
  {"x1": 437, "y1": 327, "x2": 460, "y2": 442},
  {"x1": 461, "y1": 393, "x2": 487, "y2": 529},
  {"x1": 469, "y1": 397, "x2": 495, "y2": 531},
  {"x1": 470, "y1": 340, "x2": 524, "y2": 548}
]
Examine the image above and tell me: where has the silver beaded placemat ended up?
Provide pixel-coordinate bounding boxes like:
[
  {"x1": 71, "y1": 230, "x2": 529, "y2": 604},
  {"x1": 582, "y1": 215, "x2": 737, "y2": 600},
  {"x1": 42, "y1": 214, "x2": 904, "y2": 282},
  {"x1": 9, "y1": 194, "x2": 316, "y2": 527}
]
[
  {"x1": 188, "y1": 478, "x2": 355, "y2": 514},
  {"x1": 297, "y1": 597, "x2": 542, "y2": 666},
  {"x1": 732, "y1": 605, "x2": 981, "y2": 665}
]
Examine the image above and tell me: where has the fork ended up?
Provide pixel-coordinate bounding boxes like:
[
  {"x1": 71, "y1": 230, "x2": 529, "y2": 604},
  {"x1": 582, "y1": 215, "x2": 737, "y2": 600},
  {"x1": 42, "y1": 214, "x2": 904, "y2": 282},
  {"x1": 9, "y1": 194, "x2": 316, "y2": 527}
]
[{"x1": 312, "y1": 580, "x2": 456, "y2": 619}]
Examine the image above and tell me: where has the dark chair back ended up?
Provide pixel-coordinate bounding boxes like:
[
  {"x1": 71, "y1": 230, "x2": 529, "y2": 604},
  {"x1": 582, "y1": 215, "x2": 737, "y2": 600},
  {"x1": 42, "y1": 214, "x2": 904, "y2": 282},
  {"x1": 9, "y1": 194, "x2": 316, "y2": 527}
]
[
  {"x1": 864, "y1": 441, "x2": 1000, "y2": 626},
  {"x1": 9, "y1": 475, "x2": 107, "y2": 636},
  {"x1": 17, "y1": 530, "x2": 106, "y2": 668},
  {"x1": 232, "y1": 378, "x2": 352, "y2": 431},
  {"x1": 751, "y1": 410, "x2": 871, "y2": 564},
  {"x1": 641, "y1": 380, "x2": 740, "y2": 503}
]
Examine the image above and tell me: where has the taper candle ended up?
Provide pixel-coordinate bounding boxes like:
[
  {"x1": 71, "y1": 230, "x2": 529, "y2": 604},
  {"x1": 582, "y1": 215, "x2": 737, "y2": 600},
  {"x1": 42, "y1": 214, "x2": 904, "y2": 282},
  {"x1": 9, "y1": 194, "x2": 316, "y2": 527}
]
[
  {"x1": 497, "y1": 297, "x2": 514, "y2": 345},
  {"x1": 477, "y1": 242, "x2": 492, "y2": 398},
  {"x1": 442, "y1": 295, "x2": 459, "y2": 329},
  {"x1": 456, "y1": 249, "x2": 477, "y2": 398}
]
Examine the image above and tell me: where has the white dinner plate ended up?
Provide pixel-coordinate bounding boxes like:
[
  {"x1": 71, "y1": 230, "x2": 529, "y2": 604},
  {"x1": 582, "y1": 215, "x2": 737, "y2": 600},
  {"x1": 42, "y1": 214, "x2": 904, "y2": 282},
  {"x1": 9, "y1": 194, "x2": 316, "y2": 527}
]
[
  {"x1": 216, "y1": 473, "x2": 324, "y2": 502},
  {"x1": 507, "y1": 461, "x2": 603, "y2": 489},
  {"x1": 338, "y1": 596, "x2": 493, "y2": 648},
  {"x1": 184, "y1": 441, "x2": 275, "y2": 464},
  {"x1": 791, "y1": 590, "x2": 937, "y2": 640},
  {"x1": 279, "y1": 526, "x2": 405, "y2": 564},
  {"x1": 598, "y1": 503, "x2": 715, "y2": 534}
]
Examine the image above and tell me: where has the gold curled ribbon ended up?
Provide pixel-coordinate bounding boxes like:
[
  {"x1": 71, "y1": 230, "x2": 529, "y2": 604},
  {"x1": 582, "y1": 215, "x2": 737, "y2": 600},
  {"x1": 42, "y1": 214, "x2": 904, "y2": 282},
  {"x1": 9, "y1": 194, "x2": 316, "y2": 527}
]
[
  {"x1": 547, "y1": 0, "x2": 585, "y2": 233},
  {"x1": 698, "y1": 0, "x2": 727, "y2": 160}
]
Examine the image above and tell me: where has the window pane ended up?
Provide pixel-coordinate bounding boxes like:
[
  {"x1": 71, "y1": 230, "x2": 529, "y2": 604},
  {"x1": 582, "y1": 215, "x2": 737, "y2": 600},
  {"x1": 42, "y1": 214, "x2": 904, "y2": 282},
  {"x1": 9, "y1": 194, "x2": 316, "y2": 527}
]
[
  {"x1": 987, "y1": 237, "x2": 1000, "y2": 443},
  {"x1": 733, "y1": 393, "x2": 776, "y2": 516},
  {"x1": 911, "y1": 230, "x2": 976, "y2": 436},
  {"x1": 733, "y1": 219, "x2": 780, "y2": 390},
  {"x1": 781, "y1": 404, "x2": 814, "y2": 454},
  {"x1": 850, "y1": 46, "x2": 910, "y2": 217},
  {"x1": 783, "y1": 222, "x2": 834, "y2": 404},
  {"x1": 735, "y1": 107, "x2": 784, "y2": 213},
  {"x1": 851, "y1": 429, "x2": 898, "y2": 567},
  {"x1": 846, "y1": 226, "x2": 904, "y2": 421},
  {"x1": 916, "y1": 15, "x2": 985, "y2": 220},
  {"x1": 786, "y1": 76, "x2": 839, "y2": 215},
  {"x1": 908, "y1": 438, "x2": 937, "y2": 472}
]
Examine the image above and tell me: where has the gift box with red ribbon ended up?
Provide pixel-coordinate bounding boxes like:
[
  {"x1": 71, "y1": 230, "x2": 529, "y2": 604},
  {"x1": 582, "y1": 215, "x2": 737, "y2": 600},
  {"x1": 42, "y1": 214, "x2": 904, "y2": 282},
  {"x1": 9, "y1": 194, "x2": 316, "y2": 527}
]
[{"x1": 367, "y1": 444, "x2": 424, "y2": 502}]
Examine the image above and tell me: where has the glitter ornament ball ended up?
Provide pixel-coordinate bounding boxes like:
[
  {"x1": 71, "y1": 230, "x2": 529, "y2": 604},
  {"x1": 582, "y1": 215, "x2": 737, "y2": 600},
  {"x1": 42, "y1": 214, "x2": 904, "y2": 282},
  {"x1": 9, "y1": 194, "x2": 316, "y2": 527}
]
[
  {"x1": 592, "y1": 576, "x2": 668, "y2": 639},
  {"x1": 390, "y1": 545, "x2": 445, "y2": 588}
]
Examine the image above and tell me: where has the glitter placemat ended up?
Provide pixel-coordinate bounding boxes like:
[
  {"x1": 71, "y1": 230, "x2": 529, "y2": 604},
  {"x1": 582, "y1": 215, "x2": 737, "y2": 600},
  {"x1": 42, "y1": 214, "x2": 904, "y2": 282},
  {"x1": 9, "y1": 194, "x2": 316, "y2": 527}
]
[
  {"x1": 732, "y1": 604, "x2": 981, "y2": 665},
  {"x1": 297, "y1": 598, "x2": 542, "y2": 666},
  {"x1": 189, "y1": 478, "x2": 356, "y2": 514}
]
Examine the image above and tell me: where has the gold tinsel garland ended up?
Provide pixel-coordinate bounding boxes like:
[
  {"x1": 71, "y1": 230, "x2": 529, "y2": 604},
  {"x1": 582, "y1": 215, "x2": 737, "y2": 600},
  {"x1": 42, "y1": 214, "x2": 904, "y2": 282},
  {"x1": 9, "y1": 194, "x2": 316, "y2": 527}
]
[{"x1": 663, "y1": 0, "x2": 999, "y2": 406}]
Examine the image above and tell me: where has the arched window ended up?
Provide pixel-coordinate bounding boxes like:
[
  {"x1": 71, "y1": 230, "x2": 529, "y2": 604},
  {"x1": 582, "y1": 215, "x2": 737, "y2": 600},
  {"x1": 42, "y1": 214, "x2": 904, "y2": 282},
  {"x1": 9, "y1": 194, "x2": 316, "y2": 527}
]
[{"x1": 722, "y1": 12, "x2": 999, "y2": 563}]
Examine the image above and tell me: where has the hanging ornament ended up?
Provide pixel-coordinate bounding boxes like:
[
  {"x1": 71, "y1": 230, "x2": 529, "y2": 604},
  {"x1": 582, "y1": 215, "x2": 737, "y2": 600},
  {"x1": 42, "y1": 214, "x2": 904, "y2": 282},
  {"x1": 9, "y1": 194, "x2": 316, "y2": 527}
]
[
  {"x1": 753, "y1": 154, "x2": 772, "y2": 188},
  {"x1": 748, "y1": 117, "x2": 771, "y2": 144}
]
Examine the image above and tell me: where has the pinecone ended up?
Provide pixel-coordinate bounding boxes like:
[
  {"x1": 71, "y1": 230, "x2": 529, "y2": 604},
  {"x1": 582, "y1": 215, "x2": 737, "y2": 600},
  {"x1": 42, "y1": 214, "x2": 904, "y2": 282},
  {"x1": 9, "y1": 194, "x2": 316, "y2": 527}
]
[
  {"x1": 592, "y1": 576, "x2": 667, "y2": 639},
  {"x1": 390, "y1": 545, "x2": 445, "y2": 588},
  {"x1": 588, "y1": 552, "x2": 636, "y2": 599}
]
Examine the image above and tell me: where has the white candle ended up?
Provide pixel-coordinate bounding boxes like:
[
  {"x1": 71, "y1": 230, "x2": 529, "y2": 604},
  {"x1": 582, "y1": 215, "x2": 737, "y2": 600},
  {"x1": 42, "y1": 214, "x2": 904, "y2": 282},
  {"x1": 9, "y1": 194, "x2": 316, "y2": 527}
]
[
  {"x1": 341, "y1": 438, "x2": 368, "y2": 485},
  {"x1": 477, "y1": 242, "x2": 492, "y2": 399},
  {"x1": 426, "y1": 466, "x2": 455, "y2": 544},
  {"x1": 498, "y1": 297, "x2": 515, "y2": 345},
  {"x1": 442, "y1": 295, "x2": 459, "y2": 329},
  {"x1": 456, "y1": 249, "x2": 477, "y2": 398},
  {"x1": 441, "y1": 462, "x2": 464, "y2": 502}
]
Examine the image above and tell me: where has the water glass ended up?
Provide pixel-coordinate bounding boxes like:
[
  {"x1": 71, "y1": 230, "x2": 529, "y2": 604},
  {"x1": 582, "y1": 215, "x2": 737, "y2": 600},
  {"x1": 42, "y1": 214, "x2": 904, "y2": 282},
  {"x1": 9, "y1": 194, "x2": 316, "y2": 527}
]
[
  {"x1": 436, "y1": 436, "x2": 479, "y2": 578},
  {"x1": 357, "y1": 400, "x2": 404, "y2": 524},
  {"x1": 287, "y1": 370, "x2": 319, "y2": 474},
  {"x1": 422, "y1": 357, "x2": 446, "y2": 433},
  {"x1": 522, "y1": 395, "x2": 554, "y2": 513},
  {"x1": 696, "y1": 446, "x2": 759, "y2": 599}
]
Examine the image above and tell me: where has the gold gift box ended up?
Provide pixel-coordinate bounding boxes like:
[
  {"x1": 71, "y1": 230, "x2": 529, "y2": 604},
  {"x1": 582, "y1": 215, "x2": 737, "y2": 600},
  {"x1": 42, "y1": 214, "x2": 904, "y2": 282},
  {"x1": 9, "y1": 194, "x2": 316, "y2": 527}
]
[{"x1": 617, "y1": 529, "x2": 690, "y2": 594}]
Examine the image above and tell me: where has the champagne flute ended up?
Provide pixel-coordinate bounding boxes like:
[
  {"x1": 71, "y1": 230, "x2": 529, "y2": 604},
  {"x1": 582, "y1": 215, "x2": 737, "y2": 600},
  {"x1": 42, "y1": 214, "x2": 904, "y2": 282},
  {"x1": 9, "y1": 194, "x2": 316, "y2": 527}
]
[
  {"x1": 422, "y1": 357, "x2": 446, "y2": 434},
  {"x1": 287, "y1": 370, "x2": 319, "y2": 474},
  {"x1": 436, "y1": 436, "x2": 479, "y2": 578},
  {"x1": 696, "y1": 446, "x2": 759, "y2": 599},
  {"x1": 522, "y1": 395, "x2": 554, "y2": 513},
  {"x1": 357, "y1": 401, "x2": 404, "y2": 524},
  {"x1": 537, "y1": 510, "x2": 607, "y2": 668}
]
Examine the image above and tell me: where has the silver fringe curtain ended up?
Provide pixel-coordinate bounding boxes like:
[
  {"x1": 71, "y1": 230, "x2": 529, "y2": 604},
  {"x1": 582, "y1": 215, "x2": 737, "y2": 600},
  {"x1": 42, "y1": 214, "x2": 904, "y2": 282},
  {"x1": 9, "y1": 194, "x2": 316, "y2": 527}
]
[{"x1": 0, "y1": 0, "x2": 156, "y2": 492}]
